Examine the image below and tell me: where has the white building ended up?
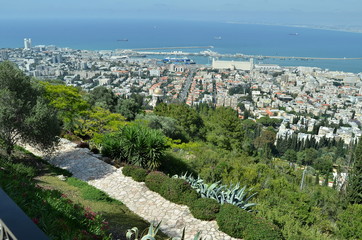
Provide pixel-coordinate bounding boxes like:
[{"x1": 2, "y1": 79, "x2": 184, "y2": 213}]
[
  {"x1": 24, "y1": 38, "x2": 32, "y2": 49},
  {"x1": 212, "y1": 59, "x2": 254, "y2": 71}
]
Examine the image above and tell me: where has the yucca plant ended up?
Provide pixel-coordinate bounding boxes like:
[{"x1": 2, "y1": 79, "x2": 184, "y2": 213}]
[
  {"x1": 173, "y1": 173, "x2": 257, "y2": 211},
  {"x1": 101, "y1": 124, "x2": 168, "y2": 170}
]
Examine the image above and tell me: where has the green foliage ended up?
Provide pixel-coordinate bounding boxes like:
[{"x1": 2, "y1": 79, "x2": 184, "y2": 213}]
[
  {"x1": 0, "y1": 160, "x2": 110, "y2": 239},
  {"x1": 116, "y1": 98, "x2": 143, "y2": 121},
  {"x1": 0, "y1": 159, "x2": 37, "y2": 178},
  {"x1": 256, "y1": 116, "x2": 282, "y2": 128},
  {"x1": 160, "y1": 178, "x2": 199, "y2": 205},
  {"x1": 217, "y1": 204, "x2": 282, "y2": 240},
  {"x1": 243, "y1": 217, "x2": 283, "y2": 240},
  {"x1": 145, "y1": 171, "x2": 169, "y2": 193},
  {"x1": 67, "y1": 177, "x2": 114, "y2": 202},
  {"x1": 86, "y1": 86, "x2": 117, "y2": 112},
  {"x1": 173, "y1": 173, "x2": 257, "y2": 211},
  {"x1": 347, "y1": 136, "x2": 362, "y2": 204},
  {"x1": 203, "y1": 107, "x2": 244, "y2": 150},
  {"x1": 0, "y1": 62, "x2": 60, "y2": 155},
  {"x1": 136, "y1": 114, "x2": 187, "y2": 141},
  {"x1": 154, "y1": 103, "x2": 204, "y2": 140},
  {"x1": 216, "y1": 204, "x2": 254, "y2": 238},
  {"x1": 122, "y1": 165, "x2": 149, "y2": 182},
  {"x1": 101, "y1": 124, "x2": 168, "y2": 170},
  {"x1": 337, "y1": 204, "x2": 362, "y2": 239},
  {"x1": 41, "y1": 81, "x2": 89, "y2": 132},
  {"x1": 126, "y1": 222, "x2": 203, "y2": 240},
  {"x1": 189, "y1": 198, "x2": 220, "y2": 221},
  {"x1": 74, "y1": 106, "x2": 126, "y2": 140}
]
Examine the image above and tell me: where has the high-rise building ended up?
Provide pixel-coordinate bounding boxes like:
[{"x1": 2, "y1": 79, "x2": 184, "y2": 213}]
[
  {"x1": 0, "y1": 50, "x2": 9, "y2": 60},
  {"x1": 24, "y1": 38, "x2": 32, "y2": 49}
]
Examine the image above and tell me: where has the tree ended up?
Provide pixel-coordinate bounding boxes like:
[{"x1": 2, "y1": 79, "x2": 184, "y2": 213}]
[
  {"x1": 347, "y1": 137, "x2": 362, "y2": 204},
  {"x1": 41, "y1": 82, "x2": 89, "y2": 132},
  {"x1": 116, "y1": 98, "x2": 142, "y2": 121},
  {"x1": 205, "y1": 107, "x2": 244, "y2": 150},
  {"x1": 154, "y1": 103, "x2": 204, "y2": 140},
  {"x1": 0, "y1": 61, "x2": 60, "y2": 155},
  {"x1": 86, "y1": 86, "x2": 117, "y2": 112}
]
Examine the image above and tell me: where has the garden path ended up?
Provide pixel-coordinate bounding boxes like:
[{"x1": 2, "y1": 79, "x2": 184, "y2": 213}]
[{"x1": 25, "y1": 139, "x2": 240, "y2": 240}]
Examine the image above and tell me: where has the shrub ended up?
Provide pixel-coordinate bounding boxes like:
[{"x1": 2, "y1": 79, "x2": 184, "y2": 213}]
[
  {"x1": 216, "y1": 203, "x2": 254, "y2": 238},
  {"x1": 131, "y1": 168, "x2": 149, "y2": 182},
  {"x1": 337, "y1": 204, "x2": 362, "y2": 239},
  {"x1": 101, "y1": 124, "x2": 168, "y2": 170},
  {"x1": 145, "y1": 171, "x2": 169, "y2": 193},
  {"x1": 122, "y1": 165, "x2": 137, "y2": 177},
  {"x1": 160, "y1": 178, "x2": 198, "y2": 205},
  {"x1": 243, "y1": 217, "x2": 283, "y2": 240},
  {"x1": 189, "y1": 198, "x2": 220, "y2": 220},
  {"x1": 3, "y1": 161, "x2": 37, "y2": 178}
]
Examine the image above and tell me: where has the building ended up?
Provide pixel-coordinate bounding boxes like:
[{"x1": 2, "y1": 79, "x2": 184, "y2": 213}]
[
  {"x1": 149, "y1": 88, "x2": 164, "y2": 108},
  {"x1": 212, "y1": 58, "x2": 254, "y2": 71},
  {"x1": 24, "y1": 38, "x2": 32, "y2": 50},
  {"x1": 0, "y1": 50, "x2": 9, "y2": 60}
]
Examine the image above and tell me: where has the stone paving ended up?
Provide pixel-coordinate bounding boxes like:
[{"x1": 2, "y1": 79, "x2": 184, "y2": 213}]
[{"x1": 26, "y1": 139, "x2": 240, "y2": 240}]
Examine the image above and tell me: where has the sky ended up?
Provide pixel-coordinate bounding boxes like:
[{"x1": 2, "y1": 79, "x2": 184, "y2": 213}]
[{"x1": 2, "y1": 0, "x2": 362, "y2": 28}]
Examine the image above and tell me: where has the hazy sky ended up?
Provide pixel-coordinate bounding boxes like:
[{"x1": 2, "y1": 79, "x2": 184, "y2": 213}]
[{"x1": 2, "y1": 0, "x2": 362, "y2": 26}]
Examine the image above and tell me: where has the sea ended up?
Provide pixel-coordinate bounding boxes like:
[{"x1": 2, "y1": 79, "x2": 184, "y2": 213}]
[{"x1": 1, "y1": 18, "x2": 362, "y2": 73}]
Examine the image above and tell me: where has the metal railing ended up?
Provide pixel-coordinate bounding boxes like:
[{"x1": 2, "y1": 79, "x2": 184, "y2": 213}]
[{"x1": 0, "y1": 188, "x2": 49, "y2": 240}]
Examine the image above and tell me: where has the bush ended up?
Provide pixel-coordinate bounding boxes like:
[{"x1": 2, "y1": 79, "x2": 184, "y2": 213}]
[
  {"x1": 337, "y1": 204, "x2": 362, "y2": 239},
  {"x1": 101, "y1": 125, "x2": 168, "y2": 170},
  {"x1": 243, "y1": 217, "x2": 283, "y2": 240},
  {"x1": 189, "y1": 198, "x2": 220, "y2": 220},
  {"x1": 132, "y1": 168, "x2": 149, "y2": 182},
  {"x1": 160, "y1": 178, "x2": 198, "y2": 205},
  {"x1": 122, "y1": 165, "x2": 137, "y2": 177},
  {"x1": 3, "y1": 161, "x2": 37, "y2": 178},
  {"x1": 145, "y1": 171, "x2": 169, "y2": 193},
  {"x1": 216, "y1": 204, "x2": 254, "y2": 238}
]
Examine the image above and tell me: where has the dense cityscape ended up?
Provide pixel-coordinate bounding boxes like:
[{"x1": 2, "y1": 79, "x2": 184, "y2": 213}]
[{"x1": 1, "y1": 36, "x2": 362, "y2": 239}]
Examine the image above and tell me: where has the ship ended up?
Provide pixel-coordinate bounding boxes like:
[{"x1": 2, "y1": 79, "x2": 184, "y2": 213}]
[
  {"x1": 288, "y1": 33, "x2": 299, "y2": 36},
  {"x1": 214, "y1": 36, "x2": 222, "y2": 40},
  {"x1": 162, "y1": 57, "x2": 195, "y2": 64},
  {"x1": 117, "y1": 39, "x2": 128, "y2": 41}
]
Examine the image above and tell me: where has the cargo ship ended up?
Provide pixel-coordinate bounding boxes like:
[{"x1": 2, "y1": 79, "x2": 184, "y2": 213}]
[{"x1": 162, "y1": 57, "x2": 195, "y2": 64}]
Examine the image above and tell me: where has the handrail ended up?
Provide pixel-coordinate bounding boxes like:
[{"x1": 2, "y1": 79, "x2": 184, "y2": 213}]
[{"x1": 0, "y1": 188, "x2": 49, "y2": 240}]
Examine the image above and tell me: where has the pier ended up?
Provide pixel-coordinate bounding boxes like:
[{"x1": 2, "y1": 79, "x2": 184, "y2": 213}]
[{"x1": 129, "y1": 48, "x2": 362, "y2": 61}]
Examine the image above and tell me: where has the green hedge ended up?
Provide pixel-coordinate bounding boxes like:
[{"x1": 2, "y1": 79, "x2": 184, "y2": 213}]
[
  {"x1": 122, "y1": 165, "x2": 149, "y2": 182},
  {"x1": 216, "y1": 203, "x2": 282, "y2": 239},
  {"x1": 145, "y1": 171, "x2": 169, "y2": 193},
  {"x1": 144, "y1": 171, "x2": 281, "y2": 240},
  {"x1": 243, "y1": 217, "x2": 283, "y2": 240},
  {"x1": 217, "y1": 204, "x2": 254, "y2": 238},
  {"x1": 189, "y1": 198, "x2": 220, "y2": 220},
  {"x1": 159, "y1": 178, "x2": 199, "y2": 205}
]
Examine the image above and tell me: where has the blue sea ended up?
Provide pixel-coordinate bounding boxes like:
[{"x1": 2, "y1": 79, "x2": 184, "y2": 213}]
[{"x1": 1, "y1": 18, "x2": 362, "y2": 73}]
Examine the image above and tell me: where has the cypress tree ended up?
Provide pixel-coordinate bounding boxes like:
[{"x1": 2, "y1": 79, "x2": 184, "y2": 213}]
[{"x1": 347, "y1": 137, "x2": 362, "y2": 204}]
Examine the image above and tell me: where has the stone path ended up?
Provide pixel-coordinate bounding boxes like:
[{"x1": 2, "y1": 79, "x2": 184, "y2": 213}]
[{"x1": 26, "y1": 139, "x2": 240, "y2": 240}]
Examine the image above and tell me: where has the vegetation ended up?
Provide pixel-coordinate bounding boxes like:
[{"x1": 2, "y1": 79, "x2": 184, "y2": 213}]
[
  {"x1": 1, "y1": 62, "x2": 361, "y2": 239},
  {"x1": 122, "y1": 165, "x2": 149, "y2": 182},
  {"x1": 347, "y1": 136, "x2": 362, "y2": 204},
  {"x1": 0, "y1": 61, "x2": 60, "y2": 155},
  {"x1": 189, "y1": 198, "x2": 220, "y2": 220},
  {"x1": 101, "y1": 124, "x2": 168, "y2": 170},
  {"x1": 173, "y1": 173, "x2": 256, "y2": 211}
]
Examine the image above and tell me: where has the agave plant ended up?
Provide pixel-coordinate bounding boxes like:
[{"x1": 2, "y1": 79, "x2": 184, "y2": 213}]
[
  {"x1": 126, "y1": 222, "x2": 161, "y2": 240},
  {"x1": 173, "y1": 173, "x2": 257, "y2": 211},
  {"x1": 126, "y1": 222, "x2": 203, "y2": 240}
]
